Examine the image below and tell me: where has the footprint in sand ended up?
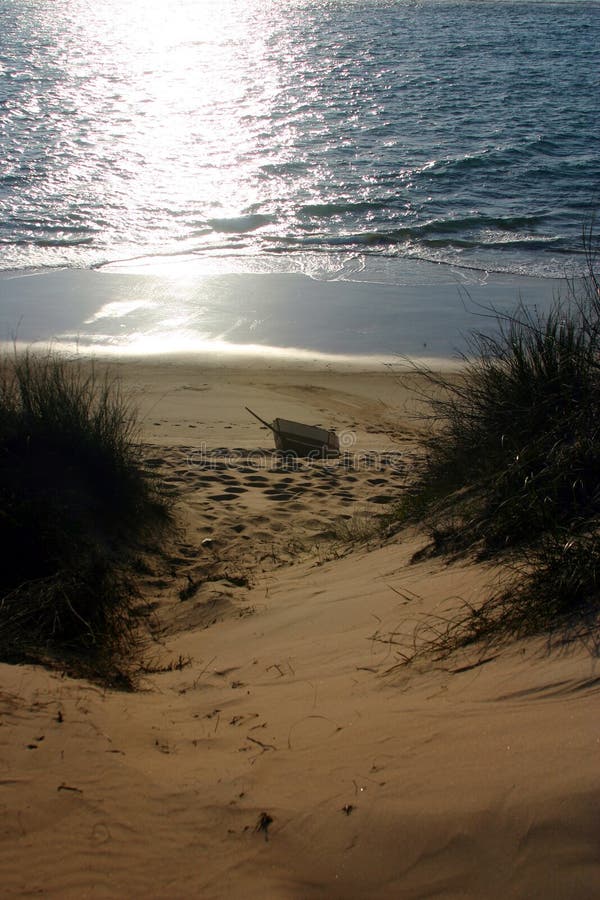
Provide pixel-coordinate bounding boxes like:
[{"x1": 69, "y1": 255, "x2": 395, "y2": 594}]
[
  {"x1": 195, "y1": 477, "x2": 220, "y2": 487},
  {"x1": 209, "y1": 462, "x2": 230, "y2": 472},
  {"x1": 201, "y1": 512, "x2": 218, "y2": 522},
  {"x1": 198, "y1": 525, "x2": 214, "y2": 535}
]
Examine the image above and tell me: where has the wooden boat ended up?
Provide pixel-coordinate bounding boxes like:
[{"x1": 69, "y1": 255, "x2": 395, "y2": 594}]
[{"x1": 246, "y1": 408, "x2": 340, "y2": 457}]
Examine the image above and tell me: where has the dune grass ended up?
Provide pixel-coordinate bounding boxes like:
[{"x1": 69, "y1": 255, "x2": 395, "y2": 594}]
[
  {"x1": 0, "y1": 351, "x2": 173, "y2": 685},
  {"x1": 394, "y1": 226, "x2": 600, "y2": 656}
]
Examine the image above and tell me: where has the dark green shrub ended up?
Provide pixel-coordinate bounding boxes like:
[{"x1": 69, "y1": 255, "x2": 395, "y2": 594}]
[
  {"x1": 0, "y1": 351, "x2": 173, "y2": 684},
  {"x1": 393, "y1": 225, "x2": 600, "y2": 655},
  {"x1": 412, "y1": 300, "x2": 600, "y2": 554}
]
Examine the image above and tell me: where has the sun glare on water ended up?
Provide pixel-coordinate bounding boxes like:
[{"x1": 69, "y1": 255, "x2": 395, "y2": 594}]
[
  {"x1": 111, "y1": 2, "x2": 282, "y2": 216},
  {"x1": 36, "y1": 0, "x2": 293, "y2": 349},
  {"x1": 43, "y1": 0, "x2": 287, "y2": 273}
]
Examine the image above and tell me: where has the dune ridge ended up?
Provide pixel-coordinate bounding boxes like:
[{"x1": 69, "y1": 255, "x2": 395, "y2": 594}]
[{"x1": 1, "y1": 361, "x2": 598, "y2": 899}]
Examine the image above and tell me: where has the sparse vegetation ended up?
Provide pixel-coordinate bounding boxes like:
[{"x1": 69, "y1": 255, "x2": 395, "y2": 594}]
[
  {"x1": 0, "y1": 351, "x2": 174, "y2": 685},
  {"x1": 332, "y1": 508, "x2": 381, "y2": 544},
  {"x1": 394, "y1": 223, "x2": 600, "y2": 656}
]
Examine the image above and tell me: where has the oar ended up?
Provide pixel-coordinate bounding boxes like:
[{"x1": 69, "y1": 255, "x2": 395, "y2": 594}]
[{"x1": 245, "y1": 406, "x2": 278, "y2": 435}]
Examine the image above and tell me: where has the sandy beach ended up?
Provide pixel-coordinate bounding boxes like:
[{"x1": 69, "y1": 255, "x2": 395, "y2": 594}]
[
  {"x1": 2, "y1": 0, "x2": 598, "y2": 890},
  {"x1": 1, "y1": 358, "x2": 599, "y2": 899}
]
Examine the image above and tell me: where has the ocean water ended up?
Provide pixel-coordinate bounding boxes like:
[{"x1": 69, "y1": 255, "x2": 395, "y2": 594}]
[{"x1": 0, "y1": 0, "x2": 599, "y2": 284}]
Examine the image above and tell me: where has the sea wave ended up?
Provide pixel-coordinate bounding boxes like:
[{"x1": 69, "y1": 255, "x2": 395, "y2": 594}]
[
  {"x1": 298, "y1": 199, "x2": 394, "y2": 218},
  {"x1": 207, "y1": 214, "x2": 276, "y2": 234},
  {"x1": 0, "y1": 0, "x2": 597, "y2": 282}
]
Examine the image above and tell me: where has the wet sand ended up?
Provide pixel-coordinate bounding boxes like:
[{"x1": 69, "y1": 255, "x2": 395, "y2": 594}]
[{"x1": 0, "y1": 261, "x2": 565, "y2": 362}]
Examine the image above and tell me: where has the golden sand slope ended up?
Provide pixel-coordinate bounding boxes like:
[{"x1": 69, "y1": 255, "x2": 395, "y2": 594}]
[{"x1": 1, "y1": 361, "x2": 598, "y2": 899}]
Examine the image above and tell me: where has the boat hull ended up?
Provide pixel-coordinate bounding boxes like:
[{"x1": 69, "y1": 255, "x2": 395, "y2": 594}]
[{"x1": 272, "y1": 418, "x2": 340, "y2": 458}]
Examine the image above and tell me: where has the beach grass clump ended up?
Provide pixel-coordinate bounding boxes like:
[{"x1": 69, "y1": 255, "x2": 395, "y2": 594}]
[
  {"x1": 397, "y1": 227, "x2": 600, "y2": 651},
  {"x1": 412, "y1": 300, "x2": 600, "y2": 554},
  {"x1": 332, "y1": 509, "x2": 381, "y2": 544},
  {"x1": 0, "y1": 351, "x2": 173, "y2": 684},
  {"x1": 402, "y1": 530, "x2": 600, "y2": 666},
  {"x1": 477, "y1": 530, "x2": 600, "y2": 648}
]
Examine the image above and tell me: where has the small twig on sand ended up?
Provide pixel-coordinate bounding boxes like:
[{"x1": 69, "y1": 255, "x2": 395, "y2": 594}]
[
  {"x1": 254, "y1": 811, "x2": 273, "y2": 841},
  {"x1": 247, "y1": 735, "x2": 276, "y2": 751}
]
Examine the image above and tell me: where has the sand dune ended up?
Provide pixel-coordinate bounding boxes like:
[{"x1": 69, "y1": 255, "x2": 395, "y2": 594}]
[{"x1": 1, "y1": 361, "x2": 598, "y2": 899}]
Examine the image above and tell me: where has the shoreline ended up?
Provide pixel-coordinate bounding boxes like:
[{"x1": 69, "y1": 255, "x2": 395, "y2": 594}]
[{"x1": 0, "y1": 261, "x2": 566, "y2": 366}]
